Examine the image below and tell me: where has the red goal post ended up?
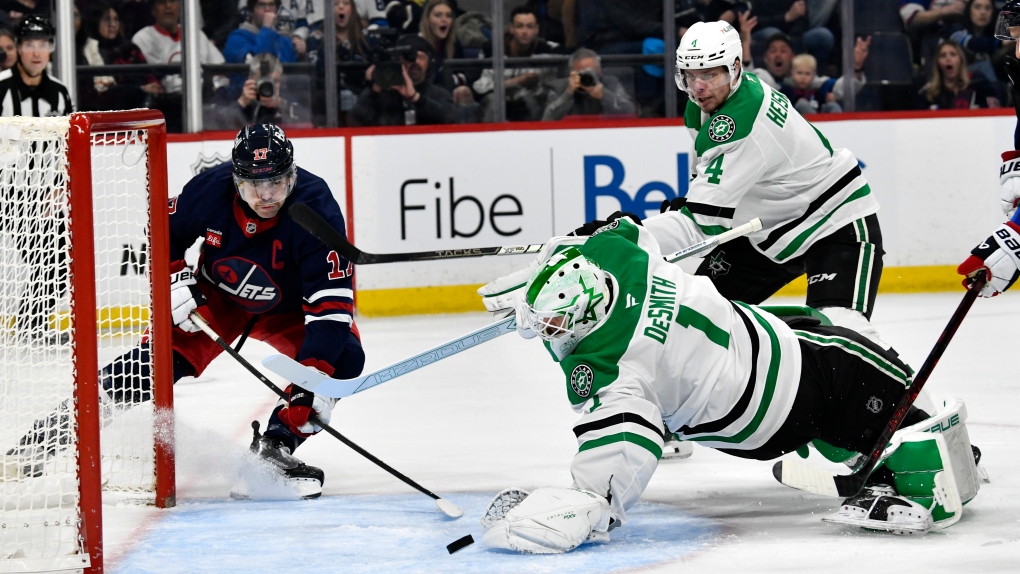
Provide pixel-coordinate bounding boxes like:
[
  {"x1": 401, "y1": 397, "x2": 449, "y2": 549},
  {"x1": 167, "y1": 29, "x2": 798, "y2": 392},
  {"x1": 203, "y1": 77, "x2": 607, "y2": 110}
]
[{"x1": 0, "y1": 110, "x2": 174, "y2": 574}]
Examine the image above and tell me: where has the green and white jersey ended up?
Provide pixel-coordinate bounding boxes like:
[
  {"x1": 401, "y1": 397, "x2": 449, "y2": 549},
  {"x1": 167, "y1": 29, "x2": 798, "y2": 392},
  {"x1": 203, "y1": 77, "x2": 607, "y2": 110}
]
[
  {"x1": 642, "y1": 72, "x2": 878, "y2": 263},
  {"x1": 563, "y1": 220, "x2": 802, "y2": 524}
]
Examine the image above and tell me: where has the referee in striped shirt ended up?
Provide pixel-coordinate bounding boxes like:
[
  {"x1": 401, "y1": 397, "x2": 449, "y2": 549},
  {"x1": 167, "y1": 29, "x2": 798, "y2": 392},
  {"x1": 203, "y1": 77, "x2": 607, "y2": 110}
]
[
  {"x1": 0, "y1": 14, "x2": 74, "y2": 343},
  {"x1": 0, "y1": 15, "x2": 73, "y2": 117}
]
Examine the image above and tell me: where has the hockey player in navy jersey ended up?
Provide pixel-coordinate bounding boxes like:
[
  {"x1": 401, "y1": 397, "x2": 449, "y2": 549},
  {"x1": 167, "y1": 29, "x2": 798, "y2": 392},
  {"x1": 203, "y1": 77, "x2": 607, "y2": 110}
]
[
  {"x1": 170, "y1": 123, "x2": 363, "y2": 497},
  {"x1": 958, "y1": 1, "x2": 1020, "y2": 297},
  {"x1": 4, "y1": 124, "x2": 362, "y2": 498}
]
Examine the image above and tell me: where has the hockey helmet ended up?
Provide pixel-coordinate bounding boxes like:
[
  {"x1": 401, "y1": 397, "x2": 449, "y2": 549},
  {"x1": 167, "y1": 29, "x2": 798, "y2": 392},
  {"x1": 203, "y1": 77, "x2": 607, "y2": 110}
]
[
  {"x1": 16, "y1": 14, "x2": 55, "y2": 43},
  {"x1": 521, "y1": 247, "x2": 613, "y2": 361},
  {"x1": 232, "y1": 124, "x2": 297, "y2": 203},
  {"x1": 675, "y1": 21, "x2": 743, "y2": 103},
  {"x1": 995, "y1": 0, "x2": 1020, "y2": 40}
]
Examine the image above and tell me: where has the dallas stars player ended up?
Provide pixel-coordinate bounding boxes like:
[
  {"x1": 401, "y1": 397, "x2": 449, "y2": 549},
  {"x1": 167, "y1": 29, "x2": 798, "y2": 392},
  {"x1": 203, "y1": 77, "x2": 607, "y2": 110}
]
[
  {"x1": 575, "y1": 21, "x2": 885, "y2": 348},
  {"x1": 480, "y1": 219, "x2": 982, "y2": 554}
]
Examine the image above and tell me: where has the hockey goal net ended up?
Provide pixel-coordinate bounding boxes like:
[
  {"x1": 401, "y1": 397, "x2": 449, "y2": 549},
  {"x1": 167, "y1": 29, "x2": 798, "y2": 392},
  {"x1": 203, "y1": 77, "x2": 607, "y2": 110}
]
[{"x1": 0, "y1": 111, "x2": 174, "y2": 574}]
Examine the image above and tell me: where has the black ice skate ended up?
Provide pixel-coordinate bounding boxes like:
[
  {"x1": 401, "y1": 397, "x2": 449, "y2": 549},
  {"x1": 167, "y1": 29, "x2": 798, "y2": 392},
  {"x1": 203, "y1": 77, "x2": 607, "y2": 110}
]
[{"x1": 230, "y1": 421, "x2": 324, "y2": 500}]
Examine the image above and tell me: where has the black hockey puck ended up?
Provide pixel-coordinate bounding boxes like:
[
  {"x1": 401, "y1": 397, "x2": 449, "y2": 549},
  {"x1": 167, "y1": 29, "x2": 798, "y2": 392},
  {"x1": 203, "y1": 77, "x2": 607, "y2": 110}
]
[{"x1": 447, "y1": 534, "x2": 474, "y2": 554}]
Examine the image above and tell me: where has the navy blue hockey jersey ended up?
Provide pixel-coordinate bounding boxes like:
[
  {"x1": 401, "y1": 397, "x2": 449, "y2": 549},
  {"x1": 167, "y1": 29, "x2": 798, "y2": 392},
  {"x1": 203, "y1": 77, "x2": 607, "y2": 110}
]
[{"x1": 169, "y1": 161, "x2": 356, "y2": 369}]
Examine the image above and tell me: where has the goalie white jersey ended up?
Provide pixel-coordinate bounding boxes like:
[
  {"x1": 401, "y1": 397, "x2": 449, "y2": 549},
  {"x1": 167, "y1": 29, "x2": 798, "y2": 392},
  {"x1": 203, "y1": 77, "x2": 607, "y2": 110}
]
[
  {"x1": 560, "y1": 220, "x2": 802, "y2": 523},
  {"x1": 642, "y1": 72, "x2": 879, "y2": 263}
]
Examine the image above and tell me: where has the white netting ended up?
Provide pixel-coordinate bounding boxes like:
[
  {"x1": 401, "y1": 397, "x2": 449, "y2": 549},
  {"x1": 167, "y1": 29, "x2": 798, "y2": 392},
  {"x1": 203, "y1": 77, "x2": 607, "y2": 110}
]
[{"x1": 0, "y1": 116, "x2": 163, "y2": 569}]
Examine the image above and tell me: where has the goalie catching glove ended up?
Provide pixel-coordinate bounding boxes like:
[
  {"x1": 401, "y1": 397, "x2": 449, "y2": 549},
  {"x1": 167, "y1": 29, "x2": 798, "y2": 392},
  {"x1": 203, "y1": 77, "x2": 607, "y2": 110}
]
[
  {"x1": 957, "y1": 220, "x2": 1020, "y2": 297},
  {"x1": 481, "y1": 487, "x2": 614, "y2": 554},
  {"x1": 170, "y1": 261, "x2": 207, "y2": 332},
  {"x1": 276, "y1": 382, "x2": 337, "y2": 438},
  {"x1": 477, "y1": 236, "x2": 586, "y2": 319}
]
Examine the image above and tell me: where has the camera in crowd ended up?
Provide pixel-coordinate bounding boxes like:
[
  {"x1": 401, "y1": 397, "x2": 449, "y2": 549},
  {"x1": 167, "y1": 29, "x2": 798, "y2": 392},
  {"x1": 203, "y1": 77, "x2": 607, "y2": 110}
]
[
  {"x1": 366, "y1": 28, "x2": 416, "y2": 90},
  {"x1": 256, "y1": 60, "x2": 276, "y2": 99},
  {"x1": 578, "y1": 69, "x2": 598, "y2": 88}
]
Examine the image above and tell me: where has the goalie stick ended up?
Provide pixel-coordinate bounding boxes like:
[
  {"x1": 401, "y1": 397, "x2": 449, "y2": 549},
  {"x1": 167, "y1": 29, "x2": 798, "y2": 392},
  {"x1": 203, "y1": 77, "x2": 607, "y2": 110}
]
[
  {"x1": 664, "y1": 218, "x2": 762, "y2": 262},
  {"x1": 262, "y1": 218, "x2": 765, "y2": 399},
  {"x1": 289, "y1": 202, "x2": 543, "y2": 264},
  {"x1": 772, "y1": 272, "x2": 985, "y2": 498},
  {"x1": 263, "y1": 314, "x2": 518, "y2": 399},
  {"x1": 188, "y1": 313, "x2": 464, "y2": 519}
]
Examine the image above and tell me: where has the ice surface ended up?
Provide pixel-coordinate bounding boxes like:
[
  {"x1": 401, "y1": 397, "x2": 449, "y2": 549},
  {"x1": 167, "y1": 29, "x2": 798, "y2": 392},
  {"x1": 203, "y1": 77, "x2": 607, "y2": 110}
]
[{"x1": 101, "y1": 292, "x2": 1020, "y2": 573}]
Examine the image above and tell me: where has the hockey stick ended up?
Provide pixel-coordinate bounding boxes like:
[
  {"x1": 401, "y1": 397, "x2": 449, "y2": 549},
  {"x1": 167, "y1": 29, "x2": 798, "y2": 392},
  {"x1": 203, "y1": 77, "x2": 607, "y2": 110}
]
[
  {"x1": 772, "y1": 273, "x2": 986, "y2": 498},
  {"x1": 289, "y1": 202, "x2": 543, "y2": 264},
  {"x1": 262, "y1": 314, "x2": 518, "y2": 399},
  {"x1": 188, "y1": 313, "x2": 464, "y2": 518},
  {"x1": 262, "y1": 219, "x2": 766, "y2": 399},
  {"x1": 664, "y1": 218, "x2": 763, "y2": 262}
]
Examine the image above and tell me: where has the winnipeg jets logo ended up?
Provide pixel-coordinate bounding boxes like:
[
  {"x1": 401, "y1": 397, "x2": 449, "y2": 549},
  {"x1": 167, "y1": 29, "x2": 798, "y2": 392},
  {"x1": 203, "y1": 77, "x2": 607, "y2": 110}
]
[
  {"x1": 866, "y1": 396, "x2": 883, "y2": 414},
  {"x1": 707, "y1": 251, "x2": 731, "y2": 277},
  {"x1": 708, "y1": 115, "x2": 736, "y2": 142},
  {"x1": 209, "y1": 257, "x2": 281, "y2": 313},
  {"x1": 253, "y1": 148, "x2": 269, "y2": 160},
  {"x1": 570, "y1": 364, "x2": 595, "y2": 398}
]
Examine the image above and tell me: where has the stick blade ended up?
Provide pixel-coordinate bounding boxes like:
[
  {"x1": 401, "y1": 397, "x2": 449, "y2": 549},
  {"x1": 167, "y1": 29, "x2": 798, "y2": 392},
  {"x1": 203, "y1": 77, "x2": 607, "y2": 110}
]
[
  {"x1": 772, "y1": 460, "x2": 841, "y2": 497},
  {"x1": 261, "y1": 354, "x2": 363, "y2": 398},
  {"x1": 436, "y1": 498, "x2": 464, "y2": 518}
]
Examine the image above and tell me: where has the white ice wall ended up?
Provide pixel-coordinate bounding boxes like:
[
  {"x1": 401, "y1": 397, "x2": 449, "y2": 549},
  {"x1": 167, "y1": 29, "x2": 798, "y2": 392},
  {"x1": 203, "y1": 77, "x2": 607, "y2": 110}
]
[{"x1": 161, "y1": 113, "x2": 1013, "y2": 293}]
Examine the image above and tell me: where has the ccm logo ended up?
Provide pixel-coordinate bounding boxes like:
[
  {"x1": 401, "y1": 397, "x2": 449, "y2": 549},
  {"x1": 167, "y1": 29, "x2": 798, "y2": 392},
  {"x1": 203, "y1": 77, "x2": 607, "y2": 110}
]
[{"x1": 807, "y1": 273, "x2": 836, "y2": 284}]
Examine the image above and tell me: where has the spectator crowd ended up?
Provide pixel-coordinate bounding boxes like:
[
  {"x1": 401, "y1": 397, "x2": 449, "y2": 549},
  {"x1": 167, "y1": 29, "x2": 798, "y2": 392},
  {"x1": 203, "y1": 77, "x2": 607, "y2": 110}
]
[{"x1": 10, "y1": 0, "x2": 1014, "y2": 131}]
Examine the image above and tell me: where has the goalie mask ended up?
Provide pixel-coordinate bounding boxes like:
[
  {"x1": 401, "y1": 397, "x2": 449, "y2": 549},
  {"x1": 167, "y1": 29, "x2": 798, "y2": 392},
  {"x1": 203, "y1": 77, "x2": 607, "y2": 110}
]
[
  {"x1": 232, "y1": 124, "x2": 298, "y2": 213},
  {"x1": 675, "y1": 20, "x2": 743, "y2": 107},
  {"x1": 995, "y1": 0, "x2": 1020, "y2": 40},
  {"x1": 522, "y1": 247, "x2": 613, "y2": 361}
]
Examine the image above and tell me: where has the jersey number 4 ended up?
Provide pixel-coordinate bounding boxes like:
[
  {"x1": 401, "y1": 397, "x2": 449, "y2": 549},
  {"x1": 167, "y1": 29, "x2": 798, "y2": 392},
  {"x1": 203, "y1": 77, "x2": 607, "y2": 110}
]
[{"x1": 705, "y1": 154, "x2": 724, "y2": 185}]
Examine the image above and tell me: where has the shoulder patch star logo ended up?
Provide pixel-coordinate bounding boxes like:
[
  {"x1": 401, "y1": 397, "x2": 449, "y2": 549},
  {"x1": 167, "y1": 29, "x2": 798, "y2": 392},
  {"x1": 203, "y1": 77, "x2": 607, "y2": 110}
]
[{"x1": 708, "y1": 115, "x2": 736, "y2": 142}]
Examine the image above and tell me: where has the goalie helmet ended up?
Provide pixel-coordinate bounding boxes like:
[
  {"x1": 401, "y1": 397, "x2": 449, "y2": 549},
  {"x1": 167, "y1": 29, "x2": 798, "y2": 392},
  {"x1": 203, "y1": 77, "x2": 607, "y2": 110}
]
[
  {"x1": 674, "y1": 20, "x2": 743, "y2": 102},
  {"x1": 995, "y1": 0, "x2": 1020, "y2": 40},
  {"x1": 522, "y1": 247, "x2": 612, "y2": 361},
  {"x1": 16, "y1": 14, "x2": 55, "y2": 43}
]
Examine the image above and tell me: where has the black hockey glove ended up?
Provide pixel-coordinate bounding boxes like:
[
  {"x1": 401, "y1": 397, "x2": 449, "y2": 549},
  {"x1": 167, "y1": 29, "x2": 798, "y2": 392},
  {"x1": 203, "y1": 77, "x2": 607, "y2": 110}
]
[
  {"x1": 660, "y1": 197, "x2": 688, "y2": 213},
  {"x1": 568, "y1": 211, "x2": 642, "y2": 237}
]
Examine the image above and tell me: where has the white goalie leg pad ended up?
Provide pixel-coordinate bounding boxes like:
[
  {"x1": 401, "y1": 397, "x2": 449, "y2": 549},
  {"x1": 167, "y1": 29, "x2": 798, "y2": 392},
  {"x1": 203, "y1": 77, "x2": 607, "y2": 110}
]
[
  {"x1": 881, "y1": 398, "x2": 978, "y2": 531},
  {"x1": 887, "y1": 398, "x2": 981, "y2": 507},
  {"x1": 481, "y1": 487, "x2": 612, "y2": 554}
]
